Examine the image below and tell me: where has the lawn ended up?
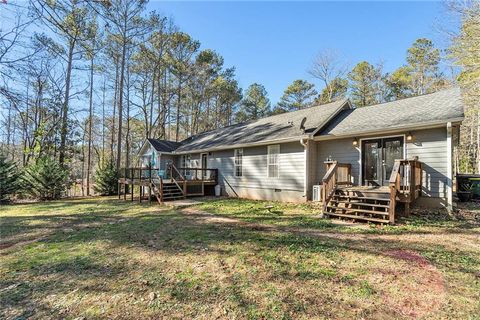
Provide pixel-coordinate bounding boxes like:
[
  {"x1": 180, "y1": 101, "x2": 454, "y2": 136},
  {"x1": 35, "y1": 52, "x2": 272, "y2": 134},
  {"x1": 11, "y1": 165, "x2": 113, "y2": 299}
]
[{"x1": 1, "y1": 197, "x2": 479, "y2": 319}]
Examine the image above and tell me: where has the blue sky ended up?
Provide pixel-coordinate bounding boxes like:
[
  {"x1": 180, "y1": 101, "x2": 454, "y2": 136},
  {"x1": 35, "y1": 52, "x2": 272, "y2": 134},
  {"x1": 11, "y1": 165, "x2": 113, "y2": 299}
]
[{"x1": 149, "y1": 1, "x2": 454, "y2": 104}]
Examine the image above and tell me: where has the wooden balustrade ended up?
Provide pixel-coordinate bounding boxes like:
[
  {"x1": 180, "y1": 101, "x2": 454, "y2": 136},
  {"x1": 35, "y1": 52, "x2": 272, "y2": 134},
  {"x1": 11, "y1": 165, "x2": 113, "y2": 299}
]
[
  {"x1": 389, "y1": 158, "x2": 422, "y2": 222},
  {"x1": 178, "y1": 167, "x2": 218, "y2": 183},
  {"x1": 322, "y1": 161, "x2": 352, "y2": 213}
]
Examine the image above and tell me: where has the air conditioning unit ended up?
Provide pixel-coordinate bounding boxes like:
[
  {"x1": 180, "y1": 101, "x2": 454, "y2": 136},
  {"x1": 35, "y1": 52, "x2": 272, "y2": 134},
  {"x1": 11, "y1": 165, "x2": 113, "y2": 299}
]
[{"x1": 312, "y1": 185, "x2": 322, "y2": 202}]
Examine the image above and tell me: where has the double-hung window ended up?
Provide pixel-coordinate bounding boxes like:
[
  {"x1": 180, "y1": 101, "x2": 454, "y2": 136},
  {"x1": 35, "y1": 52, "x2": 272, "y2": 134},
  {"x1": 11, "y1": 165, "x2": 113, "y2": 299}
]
[
  {"x1": 234, "y1": 149, "x2": 243, "y2": 177},
  {"x1": 267, "y1": 145, "x2": 280, "y2": 178}
]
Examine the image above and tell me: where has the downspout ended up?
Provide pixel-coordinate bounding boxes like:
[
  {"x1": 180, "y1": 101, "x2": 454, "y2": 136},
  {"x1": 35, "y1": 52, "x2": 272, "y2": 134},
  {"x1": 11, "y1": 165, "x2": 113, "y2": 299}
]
[
  {"x1": 446, "y1": 122, "x2": 453, "y2": 212},
  {"x1": 300, "y1": 137, "x2": 309, "y2": 200}
]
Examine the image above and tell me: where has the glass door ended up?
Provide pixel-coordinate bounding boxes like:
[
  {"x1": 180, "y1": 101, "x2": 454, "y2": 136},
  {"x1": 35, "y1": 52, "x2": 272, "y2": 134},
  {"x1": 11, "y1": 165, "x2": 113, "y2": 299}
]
[
  {"x1": 382, "y1": 137, "x2": 404, "y2": 185},
  {"x1": 362, "y1": 137, "x2": 404, "y2": 186},
  {"x1": 201, "y1": 153, "x2": 208, "y2": 179},
  {"x1": 362, "y1": 139, "x2": 382, "y2": 186}
]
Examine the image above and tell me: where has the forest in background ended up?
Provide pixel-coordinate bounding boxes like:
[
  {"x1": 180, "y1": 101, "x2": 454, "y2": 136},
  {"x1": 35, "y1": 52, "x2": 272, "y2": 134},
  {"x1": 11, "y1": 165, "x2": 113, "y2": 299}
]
[{"x1": 0, "y1": 0, "x2": 478, "y2": 198}]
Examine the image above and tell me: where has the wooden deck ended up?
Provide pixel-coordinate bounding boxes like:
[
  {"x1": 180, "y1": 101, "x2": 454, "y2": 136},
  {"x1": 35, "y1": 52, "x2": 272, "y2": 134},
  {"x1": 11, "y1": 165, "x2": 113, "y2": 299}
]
[{"x1": 118, "y1": 165, "x2": 218, "y2": 204}]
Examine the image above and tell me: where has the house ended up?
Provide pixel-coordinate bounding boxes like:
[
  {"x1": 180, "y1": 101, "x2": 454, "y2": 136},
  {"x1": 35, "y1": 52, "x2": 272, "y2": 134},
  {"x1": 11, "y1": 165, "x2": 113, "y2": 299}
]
[{"x1": 122, "y1": 87, "x2": 464, "y2": 223}]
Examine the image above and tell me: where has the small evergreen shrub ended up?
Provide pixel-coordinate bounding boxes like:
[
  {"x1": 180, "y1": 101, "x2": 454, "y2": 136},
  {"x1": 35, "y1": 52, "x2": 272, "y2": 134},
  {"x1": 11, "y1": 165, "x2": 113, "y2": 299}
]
[
  {"x1": 94, "y1": 160, "x2": 118, "y2": 196},
  {"x1": 23, "y1": 157, "x2": 69, "y2": 200},
  {"x1": 0, "y1": 155, "x2": 21, "y2": 203}
]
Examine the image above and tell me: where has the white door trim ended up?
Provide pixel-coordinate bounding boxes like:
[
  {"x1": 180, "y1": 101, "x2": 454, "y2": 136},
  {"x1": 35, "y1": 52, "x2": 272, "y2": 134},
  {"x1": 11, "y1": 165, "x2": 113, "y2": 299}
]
[{"x1": 358, "y1": 134, "x2": 407, "y2": 186}]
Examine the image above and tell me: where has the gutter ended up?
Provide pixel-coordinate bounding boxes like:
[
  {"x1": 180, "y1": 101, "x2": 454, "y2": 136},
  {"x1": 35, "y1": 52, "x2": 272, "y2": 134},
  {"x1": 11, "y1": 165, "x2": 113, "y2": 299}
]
[
  {"x1": 172, "y1": 135, "x2": 311, "y2": 155},
  {"x1": 300, "y1": 138, "x2": 309, "y2": 199}
]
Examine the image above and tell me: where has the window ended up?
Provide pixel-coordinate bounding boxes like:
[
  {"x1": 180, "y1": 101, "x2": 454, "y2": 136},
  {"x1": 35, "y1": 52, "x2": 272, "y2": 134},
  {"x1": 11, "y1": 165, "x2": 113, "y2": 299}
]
[
  {"x1": 234, "y1": 149, "x2": 243, "y2": 177},
  {"x1": 267, "y1": 145, "x2": 280, "y2": 178}
]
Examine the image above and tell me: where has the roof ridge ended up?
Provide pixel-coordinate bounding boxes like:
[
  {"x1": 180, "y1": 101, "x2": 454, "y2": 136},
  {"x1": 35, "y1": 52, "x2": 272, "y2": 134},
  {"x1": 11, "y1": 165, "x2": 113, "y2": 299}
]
[
  {"x1": 354, "y1": 86, "x2": 458, "y2": 109},
  {"x1": 180, "y1": 98, "x2": 349, "y2": 142}
]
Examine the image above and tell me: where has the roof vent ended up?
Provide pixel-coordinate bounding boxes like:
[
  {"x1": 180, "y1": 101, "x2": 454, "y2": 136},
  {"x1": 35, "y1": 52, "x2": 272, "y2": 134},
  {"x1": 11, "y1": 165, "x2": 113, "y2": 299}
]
[
  {"x1": 300, "y1": 117, "x2": 307, "y2": 133},
  {"x1": 287, "y1": 121, "x2": 294, "y2": 126}
]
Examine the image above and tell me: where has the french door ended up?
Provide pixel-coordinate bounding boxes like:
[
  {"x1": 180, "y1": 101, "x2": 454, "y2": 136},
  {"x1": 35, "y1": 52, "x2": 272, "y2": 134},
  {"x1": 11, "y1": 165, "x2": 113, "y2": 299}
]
[
  {"x1": 362, "y1": 137, "x2": 404, "y2": 186},
  {"x1": 201, "y1": 153, "x2": 208, "y2": 179}
]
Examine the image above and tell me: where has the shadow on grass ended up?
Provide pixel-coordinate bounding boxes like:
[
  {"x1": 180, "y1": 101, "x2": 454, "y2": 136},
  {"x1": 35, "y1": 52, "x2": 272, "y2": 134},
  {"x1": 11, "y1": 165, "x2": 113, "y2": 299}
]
[{"x1": 1, "y1": 198, "x2": 479, "y2": 318}]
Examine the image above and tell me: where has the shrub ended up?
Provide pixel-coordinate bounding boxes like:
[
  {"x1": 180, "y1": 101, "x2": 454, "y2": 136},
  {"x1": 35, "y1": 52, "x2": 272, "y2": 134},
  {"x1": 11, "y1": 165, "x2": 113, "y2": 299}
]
[
  {"x1": 94, "y1": 160, "x2": 118, "y2": 196},
  {"x1": 23, "y1": 157, "x2": 69, "y2": 200},
  {"x1": 0, "y1": 155, "x2": 21, "y2": 203}
]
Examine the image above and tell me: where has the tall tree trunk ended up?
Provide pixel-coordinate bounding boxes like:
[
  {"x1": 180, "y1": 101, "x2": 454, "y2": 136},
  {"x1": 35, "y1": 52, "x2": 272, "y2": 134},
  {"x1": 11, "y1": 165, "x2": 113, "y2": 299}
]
[
  {"x1": 175, "y1": 79, "x2": 181, "y2": 142},
  {"x1": 102, "y1": 77, "x2": 106, "y2": 161},
  {"x1": 86, "y1": 56, "x2": 94, "y2": 196},
  {"x1": 59, "y1": 40, "x2": 75, "y2": 166},
  {"x1": 23, "y1": 77, "x2": 30, "y2": 166},
  {"x1": 111, "y1": 60, "x2": 119, "y2": 161},
  {"x1": 81, "y1": 123, "x2": 86, "y2": 197},
  {"x1": 116, "y1": 36, "x2": 127, "y2": 171}
]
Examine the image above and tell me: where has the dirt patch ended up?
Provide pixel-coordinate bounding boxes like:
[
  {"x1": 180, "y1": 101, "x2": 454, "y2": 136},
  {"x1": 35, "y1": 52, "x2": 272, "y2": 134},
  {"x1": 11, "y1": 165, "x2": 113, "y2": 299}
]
[{"x1": 381, "y1": 249, "x2": 446, "y2": 318}]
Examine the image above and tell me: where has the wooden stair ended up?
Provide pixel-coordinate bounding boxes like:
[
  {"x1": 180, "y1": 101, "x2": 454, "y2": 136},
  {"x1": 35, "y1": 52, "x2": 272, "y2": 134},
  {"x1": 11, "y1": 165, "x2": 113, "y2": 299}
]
[
  {"x1": 161, "y1": 182, "x2": 185, "y2": 201},
  {"x1": 324, "y1": 190, "x2": 392, "y2": 224},
  {"x1": 150, "y1": 180, "x2": 185, "y2": 203}
]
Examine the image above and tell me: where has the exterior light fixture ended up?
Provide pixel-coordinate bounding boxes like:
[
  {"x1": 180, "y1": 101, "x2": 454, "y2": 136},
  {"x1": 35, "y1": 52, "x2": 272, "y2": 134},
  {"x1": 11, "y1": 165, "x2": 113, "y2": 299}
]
[
  {"x1": 406, "y1": 132, "x2": 413, "y2": 141},
  {"x1": 352, "y1": 138, "x2": 358, "y2": 147}
]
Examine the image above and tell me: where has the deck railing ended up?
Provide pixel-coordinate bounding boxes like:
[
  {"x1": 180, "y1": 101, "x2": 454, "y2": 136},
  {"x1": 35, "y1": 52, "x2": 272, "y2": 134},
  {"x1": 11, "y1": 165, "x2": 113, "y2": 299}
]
[
  {"x1": 322, "y1": 161, "x2": 352, "y2": 212},
  {"x1": 178, "y1": 167, "x2": 218, "y2": 184},
  {"x1": 389, "y1": 158, "x2": 422, "y2": 222},
  {"x1": 119, "y1": 166, "x2": 218, "y2": 184}
]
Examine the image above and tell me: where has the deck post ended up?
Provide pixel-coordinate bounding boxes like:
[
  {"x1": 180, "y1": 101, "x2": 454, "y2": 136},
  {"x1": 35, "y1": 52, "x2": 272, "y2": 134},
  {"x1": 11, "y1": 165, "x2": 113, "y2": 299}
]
[
  {"x1": 148, "y1": 165, "x2": 152, "y2": 204},
  {"x1": 389, "y1": 185, "x2": 396, "y2": 224},
  {"x1": 139, "y1": 168, "x2": 142, "y2": 203},
  {"x1": 123, "y1": 181, "x2": 126, "y2": 200},
  {"x1": 404, "y1": 202, "x2": 410, "y2": 217}
]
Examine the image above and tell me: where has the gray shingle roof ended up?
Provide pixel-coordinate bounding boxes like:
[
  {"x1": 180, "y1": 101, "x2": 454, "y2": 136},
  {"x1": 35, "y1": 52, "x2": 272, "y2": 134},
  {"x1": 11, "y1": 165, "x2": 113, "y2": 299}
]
[
  {"x1": 318, "y1": 87, "x2": 464, "y2": 137},
  {"x1": 147, "y1": 139, "x2": 182, "y2": 153},
  {"x1": 174, "y1": 99, "x2": 349, "y2": 153}
]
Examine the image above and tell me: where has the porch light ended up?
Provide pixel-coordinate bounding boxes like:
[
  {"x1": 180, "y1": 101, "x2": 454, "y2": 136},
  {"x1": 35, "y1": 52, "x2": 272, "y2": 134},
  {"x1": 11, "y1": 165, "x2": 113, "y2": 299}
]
[
  {"x1": 352, "y1": 138, "x2": 358, "y2": 147},
  {"x1": 406, "y1": 132, "x2": 413, "y2": 141}
]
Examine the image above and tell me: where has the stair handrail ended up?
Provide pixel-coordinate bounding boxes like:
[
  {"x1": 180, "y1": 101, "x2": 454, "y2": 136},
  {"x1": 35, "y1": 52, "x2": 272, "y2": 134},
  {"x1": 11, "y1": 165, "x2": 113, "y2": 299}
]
[
  {"x1": 322, "y1": 161, "x2": 338, "y2": 213},
  {"x1": 170, "y1": 164, "x2": 186, "y2": 197},
  {"x1": 388, "y1": 160, "x2": 402, "y2": 224}
]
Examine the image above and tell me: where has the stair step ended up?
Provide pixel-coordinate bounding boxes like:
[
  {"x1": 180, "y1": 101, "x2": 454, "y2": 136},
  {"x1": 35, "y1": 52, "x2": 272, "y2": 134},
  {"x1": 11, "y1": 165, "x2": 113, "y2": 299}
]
[
  {"x1": 329, "y1": 200, "x2": 390, "y2": 209},
  {"x1": 325, "y1": 212, "x2": 390, "y2": 223},
  {"x1": 163, "y1": 195, "x2": 185, "y2": 200},
  {"x1": 326, "y1": 206, "x2": 389, "y2": 216},
  {"x1": 163, "y1": 192, "x2": 183, "y2": 196},
  {"x1": 333, "y1": 194, "x2": 390, "y2": 202}
]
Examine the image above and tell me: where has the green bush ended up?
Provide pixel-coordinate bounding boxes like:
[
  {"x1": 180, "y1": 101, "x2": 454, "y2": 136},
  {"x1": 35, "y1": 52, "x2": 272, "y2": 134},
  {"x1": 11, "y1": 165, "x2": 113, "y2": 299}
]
[
  {"x1": 94, "y1": 160, "x2": 118, "y2": 196},
  {"x1": 0, "y1": 155, "x2": 21, "y2": 203},
  {"x1": 23, "y1": 157, "x2": 69, "y2": 200}
]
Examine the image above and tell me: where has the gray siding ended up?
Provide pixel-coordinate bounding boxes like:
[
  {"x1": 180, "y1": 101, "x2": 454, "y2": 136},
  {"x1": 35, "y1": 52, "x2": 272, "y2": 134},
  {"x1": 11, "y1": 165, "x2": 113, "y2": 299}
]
[
  {"x1": 208, "y1": 142, "x2": 306, "y2": 202},
  {"x1": 316, "y1": 138, "x2": 361, "y2": 185},
  {"x1": 406, "y1": 127, "x2": 447, "y2": 198},
  {"x1": 314, "y1": 127, "x2": 448, "y2": 199}
]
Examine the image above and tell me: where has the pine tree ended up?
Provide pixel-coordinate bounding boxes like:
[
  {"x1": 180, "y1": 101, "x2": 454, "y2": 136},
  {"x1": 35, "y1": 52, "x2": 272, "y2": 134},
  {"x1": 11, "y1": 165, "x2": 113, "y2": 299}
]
[
  {"x1": 348, "y1": 61, "x2": 382, "y2": 107},
  {"x1": 94, "y1": 160, "x2": 119, "y2": 196},
  {"x1": 23, "y1": 157, "x2": 69, "y2": 200},
  {"x1": 276, "y1": 79, "x2": 317, "y2": 113},
  {"x1": 236, "y1": 83, "x2": 271, "y2": 122},
  {"x1": 0, "y1": 155, "x2": 21, "y2": 203}
]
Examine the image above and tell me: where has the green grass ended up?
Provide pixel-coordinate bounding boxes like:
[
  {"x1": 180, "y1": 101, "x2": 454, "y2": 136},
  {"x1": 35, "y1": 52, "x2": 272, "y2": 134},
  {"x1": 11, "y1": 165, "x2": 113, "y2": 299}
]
[{"x1": 1, "y1": 197, "x2": 479, "y2": 319}]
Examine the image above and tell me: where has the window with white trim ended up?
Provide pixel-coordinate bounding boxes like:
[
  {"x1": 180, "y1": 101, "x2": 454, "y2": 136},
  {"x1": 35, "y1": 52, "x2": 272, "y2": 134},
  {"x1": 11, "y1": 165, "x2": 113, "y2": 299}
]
[
  {"x1": 234, "y1": 148, "x2": 243, "y2": 177},
  {"x1": 267, "y1": 145, "x2": 280, "y2": 178}
]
